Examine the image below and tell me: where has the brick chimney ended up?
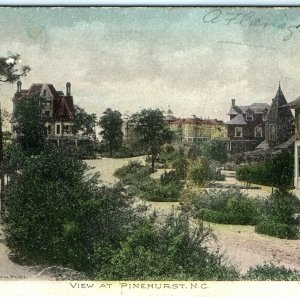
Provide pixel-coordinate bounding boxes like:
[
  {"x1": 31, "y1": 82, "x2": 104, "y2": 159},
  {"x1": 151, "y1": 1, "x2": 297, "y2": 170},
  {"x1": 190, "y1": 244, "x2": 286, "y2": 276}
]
[
  {"x1": 17, "y1": 81, "x2": 22, "y2": 93},
  {"x1": 66, "y1": 82, "x2": 71, "y2": 96},
  {"x1": 231, "y1": 99, "x2": 236, "y2": 106}
]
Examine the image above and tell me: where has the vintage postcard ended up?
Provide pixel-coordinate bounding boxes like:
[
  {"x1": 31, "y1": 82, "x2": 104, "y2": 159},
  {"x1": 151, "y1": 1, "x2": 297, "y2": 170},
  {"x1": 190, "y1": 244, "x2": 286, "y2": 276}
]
[{"x1": 0, "y1": 5, "x2": 300, "y2": 298}]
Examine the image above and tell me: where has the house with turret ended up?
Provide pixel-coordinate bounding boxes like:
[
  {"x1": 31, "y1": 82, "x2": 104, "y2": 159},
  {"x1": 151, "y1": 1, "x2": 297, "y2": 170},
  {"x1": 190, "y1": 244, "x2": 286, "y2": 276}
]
[{"x1": 225, "y1": 85, "x2": 294, "y2": 158}]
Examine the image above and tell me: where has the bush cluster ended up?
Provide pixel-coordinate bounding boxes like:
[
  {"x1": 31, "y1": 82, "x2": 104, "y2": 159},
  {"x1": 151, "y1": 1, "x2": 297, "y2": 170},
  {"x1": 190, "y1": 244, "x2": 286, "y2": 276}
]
[
  {"x1": 236, "y1": 150, "x2": 294, "y2": 190},
  {"x1": 188, "y1": 158, "x2": 225, "y2": 186},
  {"x1": 255, "y1": 190, "x2": 300, "y2": 239},
  {"x1": 243, "y1": 263, "x2": 300, "y2": 281},
  {"x1": 183, "y1": 188, "x2": 300, "y2": 239},
  {"x1": 182, "y1": 189, "x2": 259, "y2": 225},
  {"x1": 114, "y1": 161, "x2": 183, "y2": 202}
]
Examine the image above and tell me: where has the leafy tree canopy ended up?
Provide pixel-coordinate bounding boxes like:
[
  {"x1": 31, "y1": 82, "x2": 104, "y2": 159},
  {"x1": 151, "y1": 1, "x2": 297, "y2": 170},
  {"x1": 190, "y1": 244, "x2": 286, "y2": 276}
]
[
  {"x1": 132, "y1": 108, "x2": 173, "y2": 172},
  {"x1": 13, "y1": 96, "x2": 46, "y2": 155},
  {"x1": 0, "y1": 54, "x2": 30, "y2": 84},
  {"x1": 99, "y1": 108, "x2": 123, "y2": 157},
  {"x1": 72, "y1": 105, "x2": 97, "y2": 138}
]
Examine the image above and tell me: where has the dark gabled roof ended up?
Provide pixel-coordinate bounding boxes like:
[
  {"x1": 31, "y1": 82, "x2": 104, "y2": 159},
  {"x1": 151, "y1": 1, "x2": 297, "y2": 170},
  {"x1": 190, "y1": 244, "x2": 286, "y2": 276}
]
[
  {"x1": 266, "y1": 85, "x2": 290, "y2": 121},
  {"x1": 27, "y1": 84, "x2": 43, "y2": 97},
  {"x1": 53, "y1": 96, "x2": 74, "y2": 122},
  {"x1": 225, "y1": 114, "x2": 247, "y2": 125},
  {"x1": 47, "y1": 84, "x2": 59, "y2": 98},
  {"x1": 249, "y1": 103, "x2": 270, "y2": 114},
  {"x1": 229, "y1": 105, "x2": 247, "y2": 115},
  {"x1": 229, "y1": 103, "x2": 269, "y2": 115},
  {"x1": 13, "y1": 83, "x2": 74, "y2": 122}
]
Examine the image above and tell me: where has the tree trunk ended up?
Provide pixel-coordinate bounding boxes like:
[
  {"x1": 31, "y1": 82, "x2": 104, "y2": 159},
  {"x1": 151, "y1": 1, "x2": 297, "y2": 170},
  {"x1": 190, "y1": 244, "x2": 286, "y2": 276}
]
[{"x1": 151, "y1": 154, "x2": 155, "y2": 173}]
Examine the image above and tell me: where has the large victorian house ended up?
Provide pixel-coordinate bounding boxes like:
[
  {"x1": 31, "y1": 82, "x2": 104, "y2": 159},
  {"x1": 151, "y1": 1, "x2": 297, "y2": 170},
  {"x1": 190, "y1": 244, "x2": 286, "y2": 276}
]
[
  {"x1": 225, "y1": 99, "x2": 269, "y2": 153},
  {"x1": 226, "y1": 85, "x2": 294, "y2": 156},
  {"x1": 12, "y1": 81, "x2": 77, "y2": 146}
]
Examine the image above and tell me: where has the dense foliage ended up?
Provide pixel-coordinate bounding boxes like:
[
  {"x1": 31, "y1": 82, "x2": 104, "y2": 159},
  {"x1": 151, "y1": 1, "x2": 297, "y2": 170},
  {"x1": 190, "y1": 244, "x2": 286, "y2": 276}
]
[
  {"x1": 132, "y1": 109, "x2": 173, "y2": 172},
  {"x1": 99, "y1": 108, "x2": 123, "y2": 157},
  {"x1": 197, "y1": 140, "x2": 227, "y2": 163},
  {"x1": 255, "y1": 190, "x2": 300, "y2": 239},
  {"x1": 236, "y1": 150, "x2": 294, "y2": 190},
  {"x1": 182, "y1": 189, "x2": 259, "y2": 225},
  {"x1": 72, "y1": 105, "x2": 97, "y2": 138},
  {"x1": 243, "y1": 263, "x2": 300, "y2": 281},
  {"x1": 114, "y1": 161, "x2": 183, "y2": 201},
  {"x1": 13, "y1": 96, "x2": 47, "y2": 155},
  {"x1": 188, "y1": 158, "x2": 225, "y2": 185}
]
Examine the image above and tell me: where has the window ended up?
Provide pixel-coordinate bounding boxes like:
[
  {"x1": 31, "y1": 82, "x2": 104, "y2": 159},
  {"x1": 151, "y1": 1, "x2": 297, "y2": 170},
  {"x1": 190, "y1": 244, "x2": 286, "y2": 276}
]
[
  {"x1": 227, "y1": 142, "x2": 232, "y2": 151},
  {"x1": 56, "y1": 124, "x2": 61, "y2": 135},
  {"x1": 235, "y1": 127, "x2": 243, "y2": 137},
  {"x1": 254, "y1": 126, "x2": 263, "y2": 137},
  {"x1": 63, "y1": 125, "x2": 72, "y2": 135},
  {"x1": 43, "y1": 90, "x2": 47, "y2": 96},
  {"x1": 246, "y1": 114, "x2": 253, "y2": 121},
  {"x1": 44, "y1": 111, "x2": 50, "y2": 117},
  {"x1": 269, "y1": 125, "x2": 276, "y2": 141},
  {"x1": 47, "y1": 125, "x2": 51, "y2": 135}
]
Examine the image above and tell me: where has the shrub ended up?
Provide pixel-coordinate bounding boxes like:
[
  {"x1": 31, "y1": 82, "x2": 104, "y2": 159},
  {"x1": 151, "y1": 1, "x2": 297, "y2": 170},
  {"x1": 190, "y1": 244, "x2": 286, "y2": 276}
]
[
  {"x1": 94, "y1": 213, "x2": 239, "y2": 280},
  {"x1": 236, "y1": 150, "x2": 294, "y2": 190},
  {"x1": 198, "y1": 140, "x2": 227, "y2": 163},
  {"x1": 243, "y1": 263, "x2": 300, "y2": 280},
  {"x1": 138, "y1": 178, "x2": 182, "y2": 202},
  {"x1": 255, "y1": 220, "x2": 298, "y2": 239},
  {"x1": 183, "y1": 189, "x2": 259, "y2": 225},
  {"x1": 254, "y1": 190, "x2": 300, "y2": 239},
  {"x1": 188, "y1": 158, "x2": 212, "y2": 185},
  {"x1": 115, "y1": 161, "x2": 183, "y2": 202},
  {"x1": 114, "y1": 161, "x2": 151, "y2": 185},
  {"x1": 188, "y1": 158, "x2": 224, "y2": 185}
]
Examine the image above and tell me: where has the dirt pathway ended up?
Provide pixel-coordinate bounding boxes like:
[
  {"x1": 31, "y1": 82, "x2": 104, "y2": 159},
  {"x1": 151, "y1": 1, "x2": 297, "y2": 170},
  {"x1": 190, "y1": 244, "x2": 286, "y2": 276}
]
[{"x1": 208, "y1": 223, "x2": 300, "y2": 273}]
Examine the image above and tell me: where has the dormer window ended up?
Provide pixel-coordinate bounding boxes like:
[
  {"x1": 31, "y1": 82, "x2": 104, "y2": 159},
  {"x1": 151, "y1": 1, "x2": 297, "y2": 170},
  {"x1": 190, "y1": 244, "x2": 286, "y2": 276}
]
[
  {"x1": 43, "y1": 90, "x2": 46, "y2": 96},
  {"x1": 246, "y1": 114, "x2": 253, "y2": 121}
]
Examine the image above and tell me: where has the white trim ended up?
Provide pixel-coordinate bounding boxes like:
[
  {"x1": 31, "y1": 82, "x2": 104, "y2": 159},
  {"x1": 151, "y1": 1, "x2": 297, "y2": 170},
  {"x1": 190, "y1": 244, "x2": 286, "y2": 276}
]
[
  {"x1": 234, "y1": 127, "x2": 243, "y2": 137},
  {"x1": 254, "y1": 126, "x2": 262, "y2": 138}
]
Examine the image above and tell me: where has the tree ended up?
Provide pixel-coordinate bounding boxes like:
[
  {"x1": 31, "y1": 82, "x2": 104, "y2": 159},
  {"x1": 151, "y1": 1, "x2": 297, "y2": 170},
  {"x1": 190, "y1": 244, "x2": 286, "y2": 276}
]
[
  {"x1": 0, "y1": 54, "x2": 30, "y2": 220},
  {"x1": 72, "y1": 105, "x2": 97, "y2": 138},
  {"x1": 0, "y1": 54, "x2": 30, "y2": 84},
  {"x1": 99, "y1": 108, "x2": 123, "y2": 157},
  {"x1": 0, "y1": 54, "x2": 30, "y2": 160},
  {"x1": 133, "y1": 109, "x2": 173, "y2": 173},
  {"x1": 13, "y1": 96, "x2": 47, "y2": 155}
]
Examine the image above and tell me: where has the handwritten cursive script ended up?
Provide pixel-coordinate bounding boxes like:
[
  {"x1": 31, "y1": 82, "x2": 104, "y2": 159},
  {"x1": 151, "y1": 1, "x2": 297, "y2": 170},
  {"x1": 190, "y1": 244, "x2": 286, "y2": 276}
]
[{"x1": 203, "y1": 9, "x2": 300, "y2": 42}]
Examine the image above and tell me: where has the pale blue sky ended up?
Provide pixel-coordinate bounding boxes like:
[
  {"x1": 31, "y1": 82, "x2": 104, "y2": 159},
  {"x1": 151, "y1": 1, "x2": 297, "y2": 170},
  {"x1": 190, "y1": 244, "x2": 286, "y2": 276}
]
[{"x1": 1, "y1": 7, "x2": 300, "y2": 121}]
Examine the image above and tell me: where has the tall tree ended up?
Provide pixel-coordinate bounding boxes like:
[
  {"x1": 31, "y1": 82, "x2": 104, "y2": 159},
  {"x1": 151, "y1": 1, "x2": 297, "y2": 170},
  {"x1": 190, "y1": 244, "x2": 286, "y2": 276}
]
[
  {"x1": 0, "y1": 54, "x2": 30, "y2": 220},
  {"x1": 99, "y1": 108, "x2": 123, "y2": 157},
  {"x1": 0, "y1": 54, "x2": 30, "y2": 161},
  {"x1": 13, "y1": 96, "x2": 46, "y2": 155},
  {"x1": 133, "y1": 109, "x2": 173, "y2": 173},
  {"x1": 72, "y1": 105, "x2": 97, "y2": 139}
]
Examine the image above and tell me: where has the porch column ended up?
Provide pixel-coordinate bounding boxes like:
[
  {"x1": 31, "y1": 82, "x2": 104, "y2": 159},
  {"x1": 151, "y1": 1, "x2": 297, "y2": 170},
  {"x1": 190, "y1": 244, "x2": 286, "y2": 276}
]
[{"x1": 295, "y1": 141, "x2": 299, "y2": 189}]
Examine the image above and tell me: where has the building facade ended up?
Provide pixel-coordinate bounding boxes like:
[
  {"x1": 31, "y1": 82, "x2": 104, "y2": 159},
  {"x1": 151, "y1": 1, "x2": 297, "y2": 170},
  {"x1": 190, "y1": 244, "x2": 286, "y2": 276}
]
[
  {"x1": 225, "y1": 99, "x2": 269, "y2": 153},
  {"x1": 12, "y1": 81, "x2": 77, "y2": 146},
  {"x1": 168, "y1": 117, "x2": 226, "y2": 144}
]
